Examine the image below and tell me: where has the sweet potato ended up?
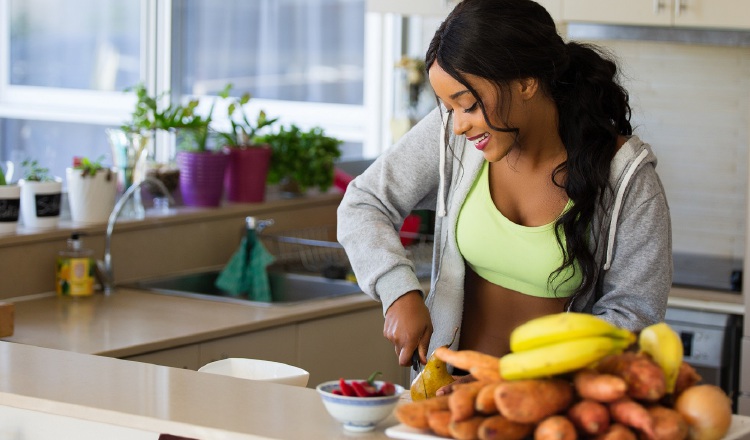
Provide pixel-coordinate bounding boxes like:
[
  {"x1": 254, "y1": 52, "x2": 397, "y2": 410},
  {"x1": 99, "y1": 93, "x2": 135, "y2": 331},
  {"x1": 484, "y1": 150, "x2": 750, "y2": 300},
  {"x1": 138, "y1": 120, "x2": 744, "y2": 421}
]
[
  {"x1": 435, "y1": 347, "x2": 501, "y2": 373},
  {"x1": 475, "y1": 382, "x2": 503, "y2": 415},
  {"x1": 568, "y1": 399, "x2": 611, "y2": 436},
  {"x1": 673, "y1": 362, "x2": 702, "y2": 397},
  {"x1": 597, "y1": 352, "x2": 666, "y2": 402},
  {"x1": 534, "y1": 415, "x2": 577, "y2": 440},
  {"x1": 595, "y1": 423, "x2": 638, "y2": 440},
  {"x1": 449, "y1": 415, "x2": 486, "y2": 440},
  {"x1": 470, "y1": 366, "x2": 503, "y2": 382},
  {"x1": 574, "y1": 368, "x2": 628, "y2": 403},
  {"x1": 609, "y1": 398, "x2": 656, "y2": 439},
  {"x1": 494, "y1": 378, "x2": 574, "y2": 424},
  {"x1": 645, "y1": 405, "x2": 688, "y2": 440},
  {"x1": 477, "y1": 415, "x2": 533, "y2": 440},
  {"x1": 427, "y1": 409, "x2": 453, "y2": 438},
  {"x1": 450, "y1": 380, "x2": 490, "y2": 422},
  {"x1": 394, "y1": 395, "x2": 450, "y2": 429}
]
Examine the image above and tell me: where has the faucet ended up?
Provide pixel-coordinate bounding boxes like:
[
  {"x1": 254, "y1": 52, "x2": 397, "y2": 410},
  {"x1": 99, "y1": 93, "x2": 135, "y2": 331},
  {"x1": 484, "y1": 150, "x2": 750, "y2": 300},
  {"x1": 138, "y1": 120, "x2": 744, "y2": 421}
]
[{"x1": 98, "y1": 177, "x2": 174, "y2": 295}]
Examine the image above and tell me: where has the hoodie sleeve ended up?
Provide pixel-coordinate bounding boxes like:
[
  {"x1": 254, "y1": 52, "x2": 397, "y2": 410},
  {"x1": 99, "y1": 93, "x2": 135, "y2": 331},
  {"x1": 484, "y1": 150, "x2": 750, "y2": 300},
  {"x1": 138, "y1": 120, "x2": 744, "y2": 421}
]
[
  {"x1": 592, "y1": 162, "x2": 673, "y2": 331},
  {"x1": 337, "y1": 107, "x2": 446, "y2": 314}
]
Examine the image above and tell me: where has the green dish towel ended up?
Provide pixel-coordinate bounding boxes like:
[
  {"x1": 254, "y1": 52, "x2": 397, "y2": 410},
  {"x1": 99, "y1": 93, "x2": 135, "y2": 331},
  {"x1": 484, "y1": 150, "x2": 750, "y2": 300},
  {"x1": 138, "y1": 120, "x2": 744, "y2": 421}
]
[{"x1": 215, "y1": 234, "x2": 275, "y2": 301}]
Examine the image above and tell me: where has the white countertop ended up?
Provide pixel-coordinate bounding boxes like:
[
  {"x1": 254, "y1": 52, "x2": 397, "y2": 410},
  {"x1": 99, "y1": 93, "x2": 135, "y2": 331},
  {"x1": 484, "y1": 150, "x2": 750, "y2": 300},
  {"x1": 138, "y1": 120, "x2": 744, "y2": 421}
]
[{"x1": 0, "y1": 341, "x2": 397, "y2": 439}]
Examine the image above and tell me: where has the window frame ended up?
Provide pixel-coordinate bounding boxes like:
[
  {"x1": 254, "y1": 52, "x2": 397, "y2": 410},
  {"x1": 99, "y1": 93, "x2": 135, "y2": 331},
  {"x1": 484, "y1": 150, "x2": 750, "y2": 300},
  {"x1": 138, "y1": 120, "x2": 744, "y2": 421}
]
[{"x1": 0, "y1": 0, "x2": 393, "y2": 161}]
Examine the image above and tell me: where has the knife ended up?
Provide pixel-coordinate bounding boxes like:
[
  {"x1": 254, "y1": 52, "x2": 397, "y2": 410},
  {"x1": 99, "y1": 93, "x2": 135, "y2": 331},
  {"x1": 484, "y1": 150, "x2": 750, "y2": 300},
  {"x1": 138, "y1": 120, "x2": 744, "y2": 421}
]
[{"x1": 412, "y1": 349, "x2": 427, "y2": 399}]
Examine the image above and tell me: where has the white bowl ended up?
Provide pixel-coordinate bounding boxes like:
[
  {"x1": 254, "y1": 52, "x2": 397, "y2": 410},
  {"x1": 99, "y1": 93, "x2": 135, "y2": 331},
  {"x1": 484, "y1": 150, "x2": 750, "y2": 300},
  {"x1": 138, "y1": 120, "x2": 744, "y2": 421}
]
[
  {"x1": 198, "y1": 358, "x2": 309, "y2": 387},
  {"x1": 316, "y1": 380, "x2": 405, "y2": 432}
]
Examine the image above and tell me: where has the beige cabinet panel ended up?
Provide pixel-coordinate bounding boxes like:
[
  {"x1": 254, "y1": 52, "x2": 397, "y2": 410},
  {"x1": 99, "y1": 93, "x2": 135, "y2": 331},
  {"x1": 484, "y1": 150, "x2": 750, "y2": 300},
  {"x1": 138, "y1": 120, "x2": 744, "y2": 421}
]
[
  {"x1": 367, "y1": 0, "x2": 562, "y2": 22},
  {"x1": 563, "y1": 0, "x2": 750, "y2": 29},
  {"x1": 297, "y1": 307, "x2": 408, "y2": 388},
  {"x1": 198, "y1": 325, "x2": 297, "y2": 367},
  {"x1": 124, "y1": 344, "x2": 201, "y2": 370},
  {"x1": 672, "y1": 0, "x2": 750, "y2": 29},
  {"x1": 563, "y1": 0, "x2": 672, "y2": 26}
]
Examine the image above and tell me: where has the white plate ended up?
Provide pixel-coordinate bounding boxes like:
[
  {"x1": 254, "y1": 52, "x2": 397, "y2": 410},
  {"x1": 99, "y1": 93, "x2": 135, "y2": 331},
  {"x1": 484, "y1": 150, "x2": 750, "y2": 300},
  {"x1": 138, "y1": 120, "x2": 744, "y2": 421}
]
[{"x1": 385, "y1": 415, "x2": 750, "y2": 440}]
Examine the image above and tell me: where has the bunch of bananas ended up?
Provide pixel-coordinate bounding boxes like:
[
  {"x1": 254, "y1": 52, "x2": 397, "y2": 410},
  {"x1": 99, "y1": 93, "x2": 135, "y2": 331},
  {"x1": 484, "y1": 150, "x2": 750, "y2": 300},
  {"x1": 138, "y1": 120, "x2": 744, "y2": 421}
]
[{"x1": 500, "y1": 313, "x2": 637, "y2": 380}]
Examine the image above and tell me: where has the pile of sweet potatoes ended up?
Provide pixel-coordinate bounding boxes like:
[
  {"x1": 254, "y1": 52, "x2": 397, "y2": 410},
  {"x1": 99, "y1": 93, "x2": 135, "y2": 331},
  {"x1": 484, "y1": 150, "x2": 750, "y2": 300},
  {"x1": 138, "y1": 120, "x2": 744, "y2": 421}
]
[{"x1": 395, "y1": 351, "x2": 715, "y2": 440}]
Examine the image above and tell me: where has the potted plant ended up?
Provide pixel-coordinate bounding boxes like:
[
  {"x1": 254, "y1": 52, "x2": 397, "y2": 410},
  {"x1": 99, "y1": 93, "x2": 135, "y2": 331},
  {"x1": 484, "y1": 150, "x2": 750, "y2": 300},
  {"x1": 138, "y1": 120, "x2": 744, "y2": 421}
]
[
  {"x1": 174, "y1": 93, "x2": 230, "y2": 207},
  {"x1": 216, "y1": 83, "x2": 279, "y2": 203},
  {"x1": 0, "y1": 162, "x2": 20, "y2": 234},
  {"x1": 66, "y1": 156, "x2": 118, "y2": 225},
  {"x1": 258, "y1": 124, "x2": 343, "y2": 197},
  {"x1": 19, "y1": 159, "x2": 63, "y2": 230}
]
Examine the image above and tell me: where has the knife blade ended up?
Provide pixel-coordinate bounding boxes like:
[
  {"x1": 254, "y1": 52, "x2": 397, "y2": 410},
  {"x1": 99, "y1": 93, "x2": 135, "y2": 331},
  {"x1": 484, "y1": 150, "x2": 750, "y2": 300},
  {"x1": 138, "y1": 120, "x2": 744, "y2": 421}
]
[{"x1": 412, "y1": 349, "x2": 427, "y2": 399}]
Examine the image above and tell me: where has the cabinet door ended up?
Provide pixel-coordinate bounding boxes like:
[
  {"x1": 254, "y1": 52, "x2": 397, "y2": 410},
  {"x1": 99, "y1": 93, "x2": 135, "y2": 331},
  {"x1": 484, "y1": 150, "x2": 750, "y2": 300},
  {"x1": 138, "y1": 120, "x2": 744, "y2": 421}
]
[
  {"x1": 563, "y1": 0, "x2": 673, "y2": 26},
  {"x1": 198, "y1": 325, "x2": 297, "y2": 367},
  {"x1": 673, "y1": 0, "x2": 750, "y2": 29},
  {"x1": 297, "y1": 307, "x2": 408, "y2": 388},
  {"x1": 366, "y1": 0, "x2": 457, "y2": 17},
  {"x1": 124, "y1": 344, "x2": 201, "y2": 370}
]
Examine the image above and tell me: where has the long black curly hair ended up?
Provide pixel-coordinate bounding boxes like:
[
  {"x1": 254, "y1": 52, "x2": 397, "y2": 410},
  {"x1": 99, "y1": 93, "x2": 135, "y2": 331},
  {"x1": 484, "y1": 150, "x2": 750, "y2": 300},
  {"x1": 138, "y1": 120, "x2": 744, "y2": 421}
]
[{"x1": 425, "y1": 0, "x2": 632, "y2": 301}]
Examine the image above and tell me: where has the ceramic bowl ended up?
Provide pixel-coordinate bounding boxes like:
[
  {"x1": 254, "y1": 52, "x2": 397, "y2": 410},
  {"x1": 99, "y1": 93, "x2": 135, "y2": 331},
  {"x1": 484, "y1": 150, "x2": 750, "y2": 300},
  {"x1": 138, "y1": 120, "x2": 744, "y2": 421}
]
[
  {"x1": 198, "y1": 358, "x2": 309, "y2": 387},
  {"x1": 316, "y1": 380, "x2": 405, "y2": 432}
]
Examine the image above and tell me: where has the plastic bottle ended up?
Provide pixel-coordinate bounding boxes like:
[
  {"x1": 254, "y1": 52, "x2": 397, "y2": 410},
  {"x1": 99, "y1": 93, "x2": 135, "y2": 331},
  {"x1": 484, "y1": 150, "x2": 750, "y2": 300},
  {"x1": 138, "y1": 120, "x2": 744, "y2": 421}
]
[{"x1": 56, "y1": 232, "x2": 95, "y2": 297}]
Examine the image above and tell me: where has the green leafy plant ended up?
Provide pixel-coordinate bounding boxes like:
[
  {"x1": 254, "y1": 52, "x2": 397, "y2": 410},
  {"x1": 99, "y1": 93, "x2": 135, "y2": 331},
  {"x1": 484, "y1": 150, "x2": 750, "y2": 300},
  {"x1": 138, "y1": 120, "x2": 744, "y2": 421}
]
[
  {"x1": 123, "y1": 83, "x2": 201, "y2": 133},
  {"x1": 0, "y1": 167, "x2": 6, "y2": 186},
  {"x1": 259, "y1": 125, "x2": 343, "y2": 193},
  {"x1": 21, "y1": 159, "x2": 53, "y2": 182},
  {"x1": 72, "y1": 156, "x2": 113, "y2": 180},
  {"x1": 216, "y1": 83, "x2": 278, "y2": 147}
]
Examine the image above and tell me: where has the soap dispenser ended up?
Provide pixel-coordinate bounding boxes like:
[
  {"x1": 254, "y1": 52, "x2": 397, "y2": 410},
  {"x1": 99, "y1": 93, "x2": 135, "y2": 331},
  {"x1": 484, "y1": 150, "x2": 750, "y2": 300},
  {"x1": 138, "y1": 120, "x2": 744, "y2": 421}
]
[{"x1": 56, "y1": 232, "x2": 95, "y2": 297}]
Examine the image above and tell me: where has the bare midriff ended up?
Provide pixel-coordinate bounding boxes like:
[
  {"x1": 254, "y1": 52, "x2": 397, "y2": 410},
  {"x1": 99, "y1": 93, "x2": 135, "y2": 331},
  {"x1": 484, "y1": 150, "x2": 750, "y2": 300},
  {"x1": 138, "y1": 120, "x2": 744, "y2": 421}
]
[{"x1": 458, "y1": 264, "x2": 568, "y2": 358}]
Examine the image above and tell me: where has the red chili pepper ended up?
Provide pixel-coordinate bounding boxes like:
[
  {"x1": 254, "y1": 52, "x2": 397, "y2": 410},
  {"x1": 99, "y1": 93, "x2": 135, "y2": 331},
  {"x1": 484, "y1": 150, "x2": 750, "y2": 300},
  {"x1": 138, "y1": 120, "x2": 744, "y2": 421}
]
[
  {"x1": 351, "y1": 380, "x2": 376, "y2": 397},
  {"x1": 379, "y1": 382, "x2": 396, "y2": 396},
  {"x1": 331, "y1": 389, "x2": 343, "y2": 395},
  {"x1": 338, "y1": 378, "x2": 356, "y2": 396}
]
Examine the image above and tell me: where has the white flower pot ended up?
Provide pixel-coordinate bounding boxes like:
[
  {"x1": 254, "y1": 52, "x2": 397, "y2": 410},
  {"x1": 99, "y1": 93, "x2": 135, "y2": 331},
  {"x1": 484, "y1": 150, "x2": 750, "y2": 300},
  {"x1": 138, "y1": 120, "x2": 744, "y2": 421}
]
[
  {"x1": 66, "y1": 168, "x2": 117, "y2": 225},
  {"x1": 0, "y1": 184, "x2": 21, "y2": 234},
  {"x1": 19, "y1": 178, "x2": 63, "y2": 230}
]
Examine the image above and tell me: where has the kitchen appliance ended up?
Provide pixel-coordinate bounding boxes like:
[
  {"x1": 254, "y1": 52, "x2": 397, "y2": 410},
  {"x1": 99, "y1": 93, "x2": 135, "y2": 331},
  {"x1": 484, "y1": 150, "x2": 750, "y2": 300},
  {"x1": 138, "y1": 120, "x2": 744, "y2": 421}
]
[
  {"x1": 664, "y1": 307, "x2": 743, "y2": 411},
  {"x1": 672, "y1": 252, "x2": 743, "y2": 293}
]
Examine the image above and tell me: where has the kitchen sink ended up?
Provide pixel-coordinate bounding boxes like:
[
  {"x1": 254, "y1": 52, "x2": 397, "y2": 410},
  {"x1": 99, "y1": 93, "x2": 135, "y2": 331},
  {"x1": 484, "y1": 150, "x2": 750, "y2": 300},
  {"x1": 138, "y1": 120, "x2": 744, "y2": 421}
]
[{"x1": 129, "y1": 270, "x2": 362, "y2": 306}]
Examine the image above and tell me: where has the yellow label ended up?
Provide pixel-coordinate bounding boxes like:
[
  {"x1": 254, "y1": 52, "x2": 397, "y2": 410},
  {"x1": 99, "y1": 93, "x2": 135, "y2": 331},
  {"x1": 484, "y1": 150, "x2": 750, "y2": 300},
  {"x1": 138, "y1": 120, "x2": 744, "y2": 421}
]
[{"x1": 56, "y1": 257, "x2": 95, "y2": 297}]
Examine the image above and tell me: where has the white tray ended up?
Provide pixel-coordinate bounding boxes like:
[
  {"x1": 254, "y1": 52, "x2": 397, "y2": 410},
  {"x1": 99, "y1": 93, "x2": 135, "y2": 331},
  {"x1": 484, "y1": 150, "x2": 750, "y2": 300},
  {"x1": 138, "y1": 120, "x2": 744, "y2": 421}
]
[{"x1": 385, "y1": 415, "x2": 750, "y2": 440}]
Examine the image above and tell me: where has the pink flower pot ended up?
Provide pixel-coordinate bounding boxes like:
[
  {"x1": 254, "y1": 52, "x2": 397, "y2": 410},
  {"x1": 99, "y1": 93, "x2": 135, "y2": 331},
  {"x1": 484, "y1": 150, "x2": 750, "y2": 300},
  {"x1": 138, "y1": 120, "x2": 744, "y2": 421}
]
[
  {"x1": 224, "y1": 145, "x2": 272, "y2": 203},
  {"x1": 177, "y1": 151, "x2": 229, "y2": 207}
]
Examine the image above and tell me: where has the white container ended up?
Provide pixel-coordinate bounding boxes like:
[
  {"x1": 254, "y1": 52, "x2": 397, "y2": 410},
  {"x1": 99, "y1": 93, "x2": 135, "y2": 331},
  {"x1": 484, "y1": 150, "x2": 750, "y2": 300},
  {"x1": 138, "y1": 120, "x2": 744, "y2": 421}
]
[
  {"x1": 19, "y1": 178, "x2": 63, "y2": 230},
  {"x1": 198, "y1": 358, "x2": 309, "y2": 387},
  {"x1": 0, "y1": 184, "x2": 21, "y2": 234},
  {"x1": 66, "y1": 167, "x2": 117, "y2": 225},
  {"x1": 316, "y1": 380, "x2": 404, "y2": 432}
]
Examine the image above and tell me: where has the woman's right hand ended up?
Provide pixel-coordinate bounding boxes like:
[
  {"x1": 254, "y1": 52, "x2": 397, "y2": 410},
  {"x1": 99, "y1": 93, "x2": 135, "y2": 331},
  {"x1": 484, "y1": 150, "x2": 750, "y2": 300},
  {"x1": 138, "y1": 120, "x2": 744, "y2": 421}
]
[{"x1": 383, "y1": 290, "x2": 433, "y2": 367}]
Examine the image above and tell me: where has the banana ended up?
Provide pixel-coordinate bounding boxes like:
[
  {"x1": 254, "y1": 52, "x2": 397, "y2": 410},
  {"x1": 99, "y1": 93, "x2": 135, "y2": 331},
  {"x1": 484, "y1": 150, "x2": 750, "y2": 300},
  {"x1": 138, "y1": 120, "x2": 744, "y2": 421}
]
[
  {"x1": 509, "y1": 312, "x2": 636, "y2": 353},
  {"x1": 638, "y1": 322, "x2": 684, "y2": 393},
  {"x1": 500, "y1": 335, "x2": 631, "y2": 380}
]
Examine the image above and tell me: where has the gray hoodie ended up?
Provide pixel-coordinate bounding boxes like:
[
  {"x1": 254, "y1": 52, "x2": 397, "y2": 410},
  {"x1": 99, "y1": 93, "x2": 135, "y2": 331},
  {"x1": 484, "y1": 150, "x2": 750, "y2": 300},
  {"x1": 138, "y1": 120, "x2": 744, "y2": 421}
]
[{"x1": 337, "y1": 107, "x2": 672, "y2": 355}]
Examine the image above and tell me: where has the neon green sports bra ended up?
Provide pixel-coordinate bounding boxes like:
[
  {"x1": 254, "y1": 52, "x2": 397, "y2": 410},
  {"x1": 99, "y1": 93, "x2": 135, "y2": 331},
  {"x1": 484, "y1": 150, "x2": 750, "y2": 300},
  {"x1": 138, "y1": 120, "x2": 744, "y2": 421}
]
[{"x1": 456, "y1": 161, "x2": 581, "y2": 298}]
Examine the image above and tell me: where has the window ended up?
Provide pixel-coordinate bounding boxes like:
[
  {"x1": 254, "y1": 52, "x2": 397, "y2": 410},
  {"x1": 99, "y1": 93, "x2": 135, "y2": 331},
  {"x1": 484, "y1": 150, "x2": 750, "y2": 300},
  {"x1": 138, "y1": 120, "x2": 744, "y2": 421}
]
[{"x1": 0, "y1": 0, "x2": 381, "y2": 183}]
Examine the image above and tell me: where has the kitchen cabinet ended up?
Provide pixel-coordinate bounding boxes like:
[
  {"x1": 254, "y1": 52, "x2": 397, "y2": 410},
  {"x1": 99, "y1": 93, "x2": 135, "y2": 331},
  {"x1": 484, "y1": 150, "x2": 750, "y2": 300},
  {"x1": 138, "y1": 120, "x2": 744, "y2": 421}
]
[
  {"x1": 123, "y1": 305, "x2": 408, "y2": 387},
  {"x1": 297, "y1": 307, "x2": 406, "y2": 386},
  {"x1": 366, "y1": 0, "x2": 562, "y2": 22},
  {"x1": 563, "y1": 0, "x2": 750, "y2": 30},
  {"x1": 198, "y1": 325, "x2": 297, "y2": 367}
]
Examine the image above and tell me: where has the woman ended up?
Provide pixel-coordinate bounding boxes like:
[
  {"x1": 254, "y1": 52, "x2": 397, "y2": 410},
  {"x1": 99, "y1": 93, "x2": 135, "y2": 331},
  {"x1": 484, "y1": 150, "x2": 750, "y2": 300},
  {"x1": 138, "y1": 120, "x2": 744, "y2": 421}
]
[{"x1": 337, "y1": 0, "x2": 672, "y2": 372}]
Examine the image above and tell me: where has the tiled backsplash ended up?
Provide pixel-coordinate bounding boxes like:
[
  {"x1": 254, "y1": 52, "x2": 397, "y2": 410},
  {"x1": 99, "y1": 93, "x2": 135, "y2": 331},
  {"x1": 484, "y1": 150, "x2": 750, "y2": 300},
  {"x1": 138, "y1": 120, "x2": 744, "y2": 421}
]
[{"x1": 591, "y1": 40, "x2": 750, "y2": 259}]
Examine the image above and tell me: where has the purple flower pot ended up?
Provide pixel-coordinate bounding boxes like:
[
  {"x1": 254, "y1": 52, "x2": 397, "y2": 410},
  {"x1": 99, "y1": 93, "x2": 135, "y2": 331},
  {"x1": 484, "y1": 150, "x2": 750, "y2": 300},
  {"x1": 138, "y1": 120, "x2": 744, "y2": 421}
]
[{"x1": 177, "y1": 151, "x2": 229, "y2": 207}]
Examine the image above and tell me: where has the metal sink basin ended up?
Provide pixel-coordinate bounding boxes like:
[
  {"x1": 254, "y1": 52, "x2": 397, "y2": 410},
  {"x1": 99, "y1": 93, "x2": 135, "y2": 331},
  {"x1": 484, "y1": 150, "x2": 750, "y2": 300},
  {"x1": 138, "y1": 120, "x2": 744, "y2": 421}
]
[{"x1": 129, "y1": 270, "x2": 362, "y2": 306}]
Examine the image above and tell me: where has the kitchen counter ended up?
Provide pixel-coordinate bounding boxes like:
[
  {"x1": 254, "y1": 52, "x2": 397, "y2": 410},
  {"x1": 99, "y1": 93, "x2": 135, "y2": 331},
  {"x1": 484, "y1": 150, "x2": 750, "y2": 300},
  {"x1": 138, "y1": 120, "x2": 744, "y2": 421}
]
[
  {"x1": 0, "y1": 341, "x2": 398, "y2": 440},
  {"x1": 2, "y1": 287, "x2": 379, "y2": 358}
]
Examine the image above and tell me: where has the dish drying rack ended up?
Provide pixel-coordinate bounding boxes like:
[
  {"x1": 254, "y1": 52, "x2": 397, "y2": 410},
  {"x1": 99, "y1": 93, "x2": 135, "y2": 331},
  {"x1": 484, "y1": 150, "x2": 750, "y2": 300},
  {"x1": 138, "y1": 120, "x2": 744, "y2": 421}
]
[{"x1": 259, "y1": 226, "x2": 433, "y2": 279}]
